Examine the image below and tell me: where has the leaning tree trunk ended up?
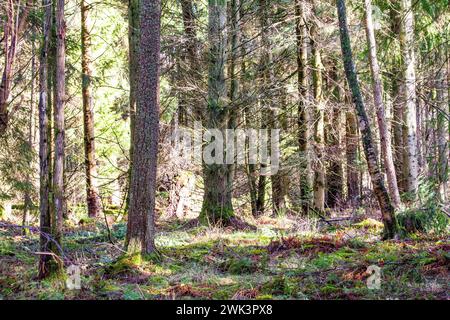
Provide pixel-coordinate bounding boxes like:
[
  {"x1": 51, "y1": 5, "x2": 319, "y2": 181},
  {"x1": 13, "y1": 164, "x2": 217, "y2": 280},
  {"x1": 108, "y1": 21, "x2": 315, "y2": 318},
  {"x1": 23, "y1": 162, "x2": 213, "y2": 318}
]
[
  {"x1": 400, "y1": 0, "x2": 419, "y2": 200},
  {"x1": 81, "y1": 0, "x2": 102, "y2": 217},
  {"x1": 295, "y1": 0, "x2": 313, "y2": 215},
  {"x1": 199, "y1": 0, "x2": 234, "y2": 224},
  {"x1": 38, "y1": 0, "x2": 53, "y2": 278},
  {"x1": 53, "y1": 0, "x2": 66, "y2": 248},
  {"x1": 125, "y1": 0, "x2": 161, "y2": 255},
  {"x1": 337, "y1": 0, "x2": 398, "y2": 239},
  {"x1": 364, "y1": 0, "x2": 401, "y2": 208}
]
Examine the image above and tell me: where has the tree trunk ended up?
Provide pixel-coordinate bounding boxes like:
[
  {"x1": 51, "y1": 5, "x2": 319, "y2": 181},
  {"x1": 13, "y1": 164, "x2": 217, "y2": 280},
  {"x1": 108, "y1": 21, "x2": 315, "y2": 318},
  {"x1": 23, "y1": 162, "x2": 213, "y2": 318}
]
[
  {"x1": 389, "y1": 1, "x2": 405, "y2": 193},
  {"x1": 81, "y1": 0, "x2": 102, "y2": 217},
  {"x1": 53, "y1": 0, "x2": 65, "y2": 247},
  {"x1": 200, "y1": 0, "x2": 234, "y2": 224},
  {"x1": 311, "y1": 5, "x2": 325, "y2": 213},
  {"x1": 326, "y1": 65, "x2": 344, "y2": 208},
  {"x1": 346, "y1": 108, "x2": 359, "y2": 206},
  {"x1": 125, "y1": 0, "x2": 161, "y2": 255},
  {"x1": 436, "y1": 48, "x2": 448, "y2": 201},
  {"x1": 337, "y1": 0, "x2": 398, "y2": 239},
  {"x1": 295, "y1": 0, "x2": 313, "y2": 214},
  {"x1": 364, "y1": 0, "x2": 401, "y2": 208},
  {"x1": 125, "y1": 0, "x2": 140, "y2": 212},
  {"x1": 400, "y1": 0, "x2": 419, "y2": 200},
  {"x1": 38, "y1": 0, "x2": 53, "y2": 278}
]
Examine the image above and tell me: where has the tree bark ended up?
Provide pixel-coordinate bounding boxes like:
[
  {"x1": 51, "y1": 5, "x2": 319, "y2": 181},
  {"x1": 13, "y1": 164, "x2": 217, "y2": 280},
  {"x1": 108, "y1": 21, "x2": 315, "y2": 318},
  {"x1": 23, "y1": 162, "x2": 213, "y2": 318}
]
[
  {"x1": 81, "y1": 0, "x2": 102, "y2": 217},
  {"x1": 400, "y1": 0, "x2": 419, "y2": 200},
  {"x1": 311, "y1": 3, "x2": 325, "y2": 213},
  {"x1": 53, "y1": 0, "x2": 65, "y2": 247},
  {"x1": 200, "y1": 0, "x2": 234, "y2": 224},
  {"x1": 364, "y1": 0, "x2": 401, "y2": 208},
  {"x1": 337, "y1": 0, "x2": 398, "y2": 239},
  {"x1": 125, "y1": 0, "x2": 161, "y2": 255},
  {"x1": 38, "y1": 0, "x2": 53, "y2": 278},
  {"x1": 295, "y1": 0, "x2": 313, "y2": 214}
]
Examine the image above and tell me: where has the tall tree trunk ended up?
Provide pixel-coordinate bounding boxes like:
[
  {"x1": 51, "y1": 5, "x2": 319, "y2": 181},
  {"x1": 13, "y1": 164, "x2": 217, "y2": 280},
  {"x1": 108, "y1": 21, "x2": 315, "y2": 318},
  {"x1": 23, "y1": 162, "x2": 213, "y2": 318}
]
[
  {"x1": 400, "y1": 0, "x2": 419, "y2": 200},
  {"x1": 295, "y1": 0, "x2": 313, "y2": 214},
  {"x1": 53, "y1": 0, "x2": 65, "y2": 247},
  {"x1": 38, "y1": 0, "x2": 53, "y2": 278},
  {"x1": 125, "y1": 0, "x2": 161, "y2": 255},
  {"x1": 337, "y1": 0, "x2": 398, "y2": 239},
  {"x1": 389, "y1": 1, "x2": 405, "y2": 193},
  {"x1": 81, "y1": 0, "x2": 102, "y2": 217},
  {"x1": 311, "y1": 4, "x2": 325, "y2": 213},
  {"x1": 436, "y1": 48, "x2": 448, "y2": 201},
  {"x1": 364, "y1": 0, "x2": 401, "y2": 208},
  {"x1": 23, "y1": 27, "x2": 36, "y2": 235},
  {"x1": 125, "y1": 0, "x2": 139, "y2": 211},
  {"x1": 326, "y1": 65, "x2": 344, "y2": 208},
  {"x1": 200, "y1": 0, "x2": 234, "y2": 224}
]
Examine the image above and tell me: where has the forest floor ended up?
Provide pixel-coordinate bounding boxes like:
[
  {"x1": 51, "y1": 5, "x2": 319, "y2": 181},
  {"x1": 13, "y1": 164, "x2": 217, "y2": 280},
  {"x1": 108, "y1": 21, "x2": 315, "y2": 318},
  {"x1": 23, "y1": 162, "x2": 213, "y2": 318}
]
[{"x1": 0, "y1": 214, "x2": 449, "y2": 300}]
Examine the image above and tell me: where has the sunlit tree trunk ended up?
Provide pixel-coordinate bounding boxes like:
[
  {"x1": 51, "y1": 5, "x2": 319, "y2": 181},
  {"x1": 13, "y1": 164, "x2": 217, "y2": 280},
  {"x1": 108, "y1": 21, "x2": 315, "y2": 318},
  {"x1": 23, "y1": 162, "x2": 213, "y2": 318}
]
[
  {"x1": 53, "y1": 0, "x2": 66, "y2": 246},
  {"x1": 125, "y1": 0, "x2": 139, "y2": 211},
  {"x1": 364, "y1": 0, "x2": 401, "y2": 208},
  {"x1": 125, "y1": 0, "x2": 161, "y2": 255},
  {"x1": 311, "y1": 3, "x2": 325, "y2": 213},
  {"x1": 200, "y1": 0, "x2": 234, "y2": 224},
  {"x1": 337, "y1": 0, "x2": 398, "y2": 239},
  {"x1": 296, "y1": 0, "x2": 313, "y2": 214},
  {"x1": 81, "y1": 0, "x2": 102, "y2": 217},
  {"x1": 38, "y1": 0, "x2": 53, "y2": 278},
  {"x1": 400, "y1": 0, "x2": 419, "y2": 200}
]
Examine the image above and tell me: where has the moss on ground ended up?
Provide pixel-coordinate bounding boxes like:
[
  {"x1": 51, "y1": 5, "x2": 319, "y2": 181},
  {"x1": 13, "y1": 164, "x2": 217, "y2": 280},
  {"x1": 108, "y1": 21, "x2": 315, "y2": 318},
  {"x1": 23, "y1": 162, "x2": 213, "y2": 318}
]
[{"x1": 0, "y1": 217, "x2": 448, "y2": 300}]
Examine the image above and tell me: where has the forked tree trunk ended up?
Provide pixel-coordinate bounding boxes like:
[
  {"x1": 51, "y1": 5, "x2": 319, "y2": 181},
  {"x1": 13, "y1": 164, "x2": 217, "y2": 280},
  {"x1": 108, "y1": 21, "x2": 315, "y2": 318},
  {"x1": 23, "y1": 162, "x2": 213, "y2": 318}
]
[
  {"x1": 81, "y1": 0, "x2": 102, "y2": 217},
  {"x1": 337, "y1": 0, "x2": 398, "y2": 239},
  {"x1": 125, "y1": 0, "x2": 161, "y2": 255},
  {"x1": 364, "y1": 0, "x2": 401, "y2": 208}
]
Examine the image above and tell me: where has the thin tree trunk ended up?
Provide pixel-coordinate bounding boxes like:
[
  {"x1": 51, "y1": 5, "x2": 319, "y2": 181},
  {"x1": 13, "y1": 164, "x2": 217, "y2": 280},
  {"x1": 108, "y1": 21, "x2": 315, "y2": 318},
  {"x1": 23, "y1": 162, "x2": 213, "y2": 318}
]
[
  {"x1": 337, "y1": 0, "x2": 398, "y2": 239},
  {"x1": 295, "y1": 0, "x2": 313, "y2": 214},
  {"x1": 125, "y1": 0, "x2": 161, "y2": 255},
  {"x1": 53, "y1": 0, "x2": 65, "y2": 246},
  {"x1": 436, "y1": 48, "x2": 448, "y2": 201},
  {"x1": 38, "y1": 0, "x2": 53, "y2": 278},
  {"x1": 81, "y1": 0, "x2": 101, "y2": 217},
  {"x1": 311, "y1": 4, "x2": 325, "y2": 213},
  {"x1": 400, "y1": 0, "x2": 419, "y2": 200},
  {"x1": 364, "y1": 0, "x2": 401, "y2": 208}
]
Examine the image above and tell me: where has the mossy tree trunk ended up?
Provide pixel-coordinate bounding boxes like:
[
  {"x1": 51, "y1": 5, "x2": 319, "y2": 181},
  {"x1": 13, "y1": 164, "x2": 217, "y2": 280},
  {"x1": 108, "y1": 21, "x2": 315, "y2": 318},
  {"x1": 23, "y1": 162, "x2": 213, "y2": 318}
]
[
  {"x1": 337, "y1": 0, "x2": 398, "y2": 239},
  {"x1": 200, "y1": 0, "x2": 234, "y2": 224},
  {"x1": 364, "y1": 0, "x2": 401, "y2": 209},
  {"x1": 125, "y1": 0, "x2": 161, "y2": 255}
]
